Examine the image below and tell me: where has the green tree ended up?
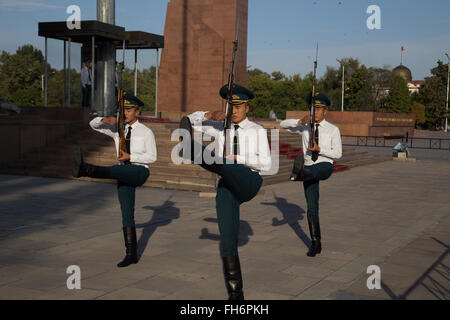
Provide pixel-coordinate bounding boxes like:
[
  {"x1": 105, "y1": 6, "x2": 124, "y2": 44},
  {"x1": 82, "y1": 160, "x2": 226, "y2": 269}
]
[
  {"x1": 271, "y1": 71, "x2": 286, "y2": 81},
  {"x1": 46, "y1": 68, "x2": 81, "y2": 107},
  {"x1": 320, "y1": 58, "x2": 391, "y2": 112},
  {"x1": 321, "y1": 65, "x2": 341, "y2": 111},
  {"x1": 247, "y1": 67, "x2": 316, "y2": 119},
  {"x1": 121, "y1": 66, "x2": 156, "y2": 111},
  {"x1": 0, "y1": 44, "x2": 156, "y2": 110},
  {"x1": 369, "y1": 66, "x2": 391, "y2": 111},
  {"x1": 385, "y1": 75, "x2": 411, "y2": 114},
  {"x1": 247, "y1": 69, "x2": 275, "y2": 118},
  {"x1": 411, "y1": 102, "x2": 426, "y2": 128},
  {"x1": 248, "y1": 68, "x2": 270, "y2": 78},
  {"x1": 414, "y1": 60, "x2": 448, "y2": 129},
  {"x1": 347, "y1": 64, "x2": 377, "y2": 110},
  {"x1": 0, "y1": 44, "x2": 45, "y2": 105}
]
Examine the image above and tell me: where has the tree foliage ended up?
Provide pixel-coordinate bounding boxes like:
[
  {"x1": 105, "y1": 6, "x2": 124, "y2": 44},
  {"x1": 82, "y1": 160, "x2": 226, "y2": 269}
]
[
  {"x1": 385, "y1": 75, "x2": 411, "y2": 114},
  {"x1": 0, "y1": 44, "x2": 157, "y2": 111},
  {"x1": 2, "y1": 45, "x2": 448, "y2": 128},
  {"x1": 412, "y1": 60, "x2": 448, "y2": 129},
  {"x1": 0, "y1": 45, "x2": 44, "y2": 105},
  {"x1": 411, "y1": 102, "x2": 426, "y2": 127}
]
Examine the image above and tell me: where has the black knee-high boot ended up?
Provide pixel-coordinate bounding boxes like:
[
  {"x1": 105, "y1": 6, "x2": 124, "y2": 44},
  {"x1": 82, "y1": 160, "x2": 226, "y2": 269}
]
[
  {"x1": 72, "y1": 148, "x2": 110, "y2": 179},
  {"x1": 307, "y1": 220, "x2": 322, "y2": 257},
  {"x1": 290, "y1": 154, "x2": 305, "y2": 181},
  {"x1": 117, "y1": 226, "x2": 138, "y2": 268},
  {"x1": 179, "y1": 116, "x2": 223, "y2": 175},
  {"x1": 290, "y1": 153, "x2": 315, "y2": 181},
  {"x1": 222, "y1": 256, "x2": 244, "y2": 300}
]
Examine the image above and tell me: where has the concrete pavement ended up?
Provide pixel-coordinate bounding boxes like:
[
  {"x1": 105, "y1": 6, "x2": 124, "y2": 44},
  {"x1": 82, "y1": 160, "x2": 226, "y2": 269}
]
[{"x1": 0, "y1": 159, "x2": 449, "y2": 300}]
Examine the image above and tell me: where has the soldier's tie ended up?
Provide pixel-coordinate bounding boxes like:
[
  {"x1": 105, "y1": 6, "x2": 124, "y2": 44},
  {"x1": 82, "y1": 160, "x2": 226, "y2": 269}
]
[
  {"x1": 125, "y1": 126, "x2": 132, "y2": 164},
  {"x1": 312, "y1": 123, "x2": 319, "y2": 162},
  {"x1": 233, "y1": 124, "x2": 239, "y2": 163}
]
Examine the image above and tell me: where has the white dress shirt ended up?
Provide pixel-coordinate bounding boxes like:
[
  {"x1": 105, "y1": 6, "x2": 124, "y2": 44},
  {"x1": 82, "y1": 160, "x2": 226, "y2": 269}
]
[
  {"x1": 280, "y1": 119, "x2": 342, "y2": 166},
  {"x1": 89, "y1": 117, "x2": 157, "y2": 168},
  {"x1": 81, "y1": 66, "x2": 91, "y2": 88},
  {"x1": 187, "y1": 111, "x2": 272, "y2": 174}
]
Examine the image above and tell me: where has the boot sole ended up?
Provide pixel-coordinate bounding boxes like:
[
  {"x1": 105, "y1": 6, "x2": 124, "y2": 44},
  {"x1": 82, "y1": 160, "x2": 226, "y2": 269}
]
[
  {"x1": 117, "y1": 261, "x2": 138, "y2": 268},
  {"x1": 117, "y1": 258, "x2": 138, "y2": 268},
  {"x1": 307, "y1": 248, "x2": 322, "y2": 257}
]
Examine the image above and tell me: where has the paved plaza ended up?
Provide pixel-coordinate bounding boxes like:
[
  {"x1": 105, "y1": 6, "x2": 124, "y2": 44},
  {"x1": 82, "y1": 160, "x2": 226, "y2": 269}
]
[{"x1": 0, "y1": 159, "x2": 449, "y2": 300}]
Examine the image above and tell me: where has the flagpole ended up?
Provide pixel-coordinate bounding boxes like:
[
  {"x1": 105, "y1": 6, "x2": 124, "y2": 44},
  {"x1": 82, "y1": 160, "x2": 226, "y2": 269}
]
[{"x1": 401, "y1": 46, "x2": 403, "y2": 65}]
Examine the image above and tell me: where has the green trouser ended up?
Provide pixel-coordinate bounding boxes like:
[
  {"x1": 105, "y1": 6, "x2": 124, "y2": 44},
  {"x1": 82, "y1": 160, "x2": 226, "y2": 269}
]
[
  {"x1": 216, "y1": 164, "x2": 263, "y2": 257},
  {"x1": 110, "y1": 165, "x2": 150, "y2": 228},
  {"x1": 303, "y1": 162, "x2": 333, "y2": 224}
]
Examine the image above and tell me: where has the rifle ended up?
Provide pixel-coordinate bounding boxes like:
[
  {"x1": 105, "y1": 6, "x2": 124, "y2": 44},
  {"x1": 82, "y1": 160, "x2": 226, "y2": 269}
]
[
  {"x1": 223, "y1": 16, "x2": 240, "y2": 157},
  {"x1": 310, "y1": 44, "x2": 319, "y2": 161},
  {"x1": 116, "y1": 45, "x2": 126, "y2": 159},
  {"x1": 116, "y1": 85, "x2": 125, "y2": 158}
]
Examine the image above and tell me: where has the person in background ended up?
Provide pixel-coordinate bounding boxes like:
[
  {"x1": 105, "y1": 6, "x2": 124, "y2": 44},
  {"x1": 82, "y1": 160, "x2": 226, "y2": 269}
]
[{"x1": 81, "y1": 59, "x2": 92, "y2": 108}]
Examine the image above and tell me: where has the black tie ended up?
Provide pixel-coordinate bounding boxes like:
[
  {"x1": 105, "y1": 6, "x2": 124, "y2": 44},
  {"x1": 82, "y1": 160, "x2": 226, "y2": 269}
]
[
  {"x1": 233, "y1": 124, "x2": 239, "y2": 162},
  {"x1": 312, "y1": 123, "x2": 319, "y2": 162},
  {"x1": 125, "y1": 126, "x2": 132, "y2": 164}
]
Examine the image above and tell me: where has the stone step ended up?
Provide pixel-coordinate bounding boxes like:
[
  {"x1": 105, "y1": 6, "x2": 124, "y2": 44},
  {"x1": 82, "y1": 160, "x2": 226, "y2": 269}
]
[
  {"x1": 5, "y1": 116, "x2": 391, "y2": 192},
  {"x1": 3, "y1": 159, "x2": 217, "y2": 180},
  {"x1": 17, "y1": 143, "x2": 359, "y2": 171},
  {"x1": 0, "y1": 166, "x2": 216, "y2": 192},
  {"x1": 43, "y1": 145, "x2": 180, "y2": 159},
  {"x1": 77, "y1": 175, "x2": 215, "y2": 193},
  {"x1": 10, "y1": 155, "x2": 294, "y2": 175}
]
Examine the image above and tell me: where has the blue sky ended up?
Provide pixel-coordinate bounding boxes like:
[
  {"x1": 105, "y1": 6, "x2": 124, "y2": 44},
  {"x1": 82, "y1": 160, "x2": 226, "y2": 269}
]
[{"x1": 0, "y1": 0, "x2": 449, "y2": 80}]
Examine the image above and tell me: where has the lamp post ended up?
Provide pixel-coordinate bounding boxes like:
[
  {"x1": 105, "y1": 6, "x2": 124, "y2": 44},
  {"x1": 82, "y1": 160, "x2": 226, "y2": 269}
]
[
  {"x1": 445, "y1": 53, "x2": 449, "y2": 133},
  {"x1": 336, "y1": 58, "x2": 345, "y2": 112}
]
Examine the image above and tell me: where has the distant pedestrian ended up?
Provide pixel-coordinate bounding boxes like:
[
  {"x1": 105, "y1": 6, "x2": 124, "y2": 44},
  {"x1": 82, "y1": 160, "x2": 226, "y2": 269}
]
[{"x1": 81, "y1": 59, "x2": 92, "y2": 108}]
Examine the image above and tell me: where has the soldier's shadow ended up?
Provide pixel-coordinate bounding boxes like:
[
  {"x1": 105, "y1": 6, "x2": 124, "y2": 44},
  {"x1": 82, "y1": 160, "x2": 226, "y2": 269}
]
[
  {"x1": 199, "y1": 217, "x2": 254, "y2": 247},
  {"x1": 261, "y1": 193, "x2": 311, "y2": 248},
  {"x1": 136, "y1": 198, "x2": 180, "y2": 257}
]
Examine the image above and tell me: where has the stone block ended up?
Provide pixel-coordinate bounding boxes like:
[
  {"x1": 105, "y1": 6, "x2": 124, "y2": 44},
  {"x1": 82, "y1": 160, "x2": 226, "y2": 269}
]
[{"x1": 158, "y1": 0, "x2": 248, "y2": 115}]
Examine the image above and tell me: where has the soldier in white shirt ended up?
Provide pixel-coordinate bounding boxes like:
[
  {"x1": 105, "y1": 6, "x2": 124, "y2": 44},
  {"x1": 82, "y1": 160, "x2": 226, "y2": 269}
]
[
  {"x1": 72, "y1": 92, "x2": 157, "y2": 268},
  {"x1": 81, "y1": 59, "x2": 92, "y2": 108},
  {"x1": 280, "y1": 92, "x2": 342, "y2": 257},
  {"x1": 178, "y1": 84, "x2": 271, "y2": 300}
]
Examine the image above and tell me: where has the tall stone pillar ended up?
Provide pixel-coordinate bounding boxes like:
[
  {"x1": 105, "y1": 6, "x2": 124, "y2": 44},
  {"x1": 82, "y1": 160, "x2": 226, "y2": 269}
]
[
  {"x1": 158, "y1": 0, "x2": 248, "y2": 118},
  {"x1": 94, "y1": 0, "x2": 117, "y2": 116}
]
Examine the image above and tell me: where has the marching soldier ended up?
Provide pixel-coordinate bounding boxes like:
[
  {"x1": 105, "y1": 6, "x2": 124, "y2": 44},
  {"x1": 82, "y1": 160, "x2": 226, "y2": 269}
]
[
  {"x1": 178, "y1": 84, "x2": 272, "y2": 300},
  {"x1": 280, "y1": 92, "x2": 342, "y2": 257},
  {"x1": 72, "y1": 92, "x2": 157, "y2": 267}
]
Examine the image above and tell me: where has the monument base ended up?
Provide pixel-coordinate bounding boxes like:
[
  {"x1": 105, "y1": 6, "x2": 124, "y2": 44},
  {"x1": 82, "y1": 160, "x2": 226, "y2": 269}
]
[{"x1": 286, "y1": 111, "x2": 415, "y2": 137}]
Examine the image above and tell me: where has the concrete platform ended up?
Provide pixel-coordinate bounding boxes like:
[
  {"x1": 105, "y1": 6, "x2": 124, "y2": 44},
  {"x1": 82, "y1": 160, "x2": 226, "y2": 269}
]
[{"x1": 0, "y1": 159, "x2": 448, "y2": 300}]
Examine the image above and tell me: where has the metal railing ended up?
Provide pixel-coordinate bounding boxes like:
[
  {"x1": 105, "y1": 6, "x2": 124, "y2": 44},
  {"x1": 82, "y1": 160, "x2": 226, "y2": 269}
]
[{"x1": 342, "y1": 133, "x2": 450, "y2": 150}]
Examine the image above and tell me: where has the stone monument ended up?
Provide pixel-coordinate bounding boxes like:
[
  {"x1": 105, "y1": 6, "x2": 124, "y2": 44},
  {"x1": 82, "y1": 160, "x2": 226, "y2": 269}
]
[{"x1": 158, "y1": 0, "x2": 248, "y2": 120}]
